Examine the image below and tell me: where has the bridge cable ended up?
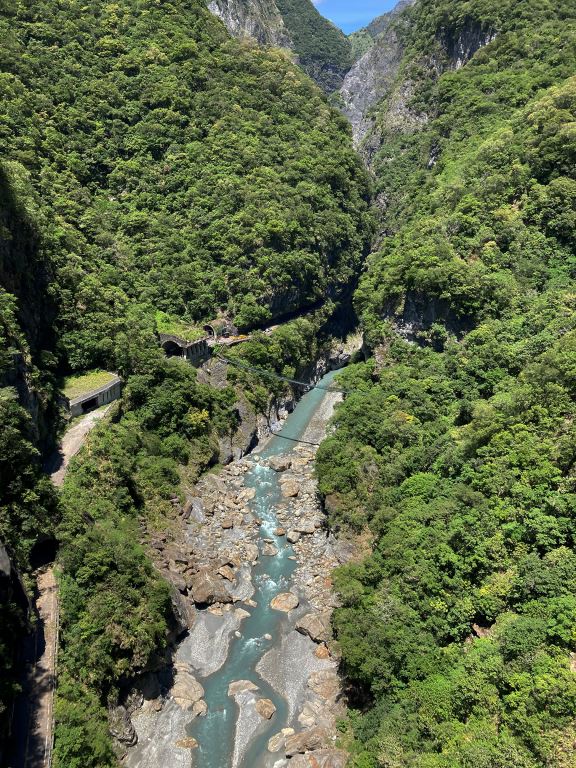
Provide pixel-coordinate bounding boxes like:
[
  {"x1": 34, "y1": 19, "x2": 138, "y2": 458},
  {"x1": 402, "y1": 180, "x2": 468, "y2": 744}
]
[{"x1": 213, "y1": 352, "x2": 366, "y2": 396}]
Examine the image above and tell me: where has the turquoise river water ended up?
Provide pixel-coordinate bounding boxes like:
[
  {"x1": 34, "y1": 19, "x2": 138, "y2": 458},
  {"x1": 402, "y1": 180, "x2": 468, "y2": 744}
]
[{"x1": 189, "y1": 370, "x2": 338, "y2": 768}]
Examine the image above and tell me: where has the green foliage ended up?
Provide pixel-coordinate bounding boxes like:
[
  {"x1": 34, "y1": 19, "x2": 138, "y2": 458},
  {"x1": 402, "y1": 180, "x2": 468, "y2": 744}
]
[
  {"x1": 0, "y1": 164, "x2": 60, "y2": 737},
  {"x1": 275, "y1": 0, "x2": 352, "y2": 90},
  {"x1": 0, "y1": 0, "x2": 370, "y2": 373},
  {"x1": 317, "y1": 2, "x2": 576, "y2": 766},
  {"x1": 0, "y1": 0, "x2": 370, "y2": 757},
  {"x1": 53, "y1": 353, "x2": 239, "y2": 762}
]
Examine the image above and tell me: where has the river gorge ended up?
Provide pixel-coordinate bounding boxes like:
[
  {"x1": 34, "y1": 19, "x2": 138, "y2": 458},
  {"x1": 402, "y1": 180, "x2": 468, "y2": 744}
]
[{"x1": 122, "y1": 371, "x2": 349, "y2": 768}]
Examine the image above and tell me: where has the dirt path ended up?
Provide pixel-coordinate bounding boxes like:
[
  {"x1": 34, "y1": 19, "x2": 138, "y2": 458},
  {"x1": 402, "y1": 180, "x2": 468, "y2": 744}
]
[
  {"x1": 11, "y1": 407, "x2": 113, "y2": 766},
  {"x1": 10, "y1": 568, "x2": 59, "y2": 768},
  {"x1": 46, "y1": 404, "x2": 113, "y2": 487},
  {"x1": 27, "y1": 569, "x2": 58, "y2": 768}
]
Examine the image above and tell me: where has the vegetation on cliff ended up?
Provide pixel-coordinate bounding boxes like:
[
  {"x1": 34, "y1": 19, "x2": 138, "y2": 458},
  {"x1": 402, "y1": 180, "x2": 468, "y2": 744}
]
[
  {"x1": 317, "y1": 1, "x2": 576, "y2": 766},
  {"x1": 0, "y1": 165, "x2": 60, "y2": 732},
  {"x1": 0, "y1": 0, "x2": 370, "y2": 759},
  {"x1": 275, "y1": 0, "x2": 352, "y2": 91},
  {"x1": 0, "y1": 0, "x2": 370, "y2": 372}
]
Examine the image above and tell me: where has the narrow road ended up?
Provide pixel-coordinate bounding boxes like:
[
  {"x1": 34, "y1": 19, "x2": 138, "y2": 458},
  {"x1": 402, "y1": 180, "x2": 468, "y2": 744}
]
[
  {"x1": 10, "y1": 569, "x2": 59, "y2": 768},
  {"x1": 11, "y1": 406, "x2": 112, "y2": 767},
  {"x1": 46, "y1": 404, "x2": 113, "y2": 487}
]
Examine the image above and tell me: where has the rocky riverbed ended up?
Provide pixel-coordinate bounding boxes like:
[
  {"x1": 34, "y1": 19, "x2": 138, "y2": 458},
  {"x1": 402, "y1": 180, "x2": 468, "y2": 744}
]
[{"x1": 121, "y1": 378, "x2": 349, "y2": 768}]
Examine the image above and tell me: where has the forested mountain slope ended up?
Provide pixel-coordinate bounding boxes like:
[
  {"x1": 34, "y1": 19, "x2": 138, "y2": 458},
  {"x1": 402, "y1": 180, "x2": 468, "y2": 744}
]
[
  {"x1": 1, "y1": 0, "x2": 370, "y2": 372},
  {"x1": 0, "y1": 0, "x2": 370, "y2": 761},
  {"x1": 0, "y1": 166, "x2": 59, "y2": 749},
  {"x1": 317, "y1": 1, "x2": 576, "y2": 766},
  {"x1": 207, "y1": 0, "x2": 353, "y2": 91}
]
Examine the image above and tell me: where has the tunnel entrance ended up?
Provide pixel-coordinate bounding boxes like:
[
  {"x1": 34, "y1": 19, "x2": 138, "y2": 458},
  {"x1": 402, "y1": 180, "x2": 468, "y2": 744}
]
[
  {"x1": 162, "y1": 340, "x2": 184, "y2": 358},
  {"x1": 29, "y1": 538, "x2": 59, "y2": 570},
  {"x1": 81, "y1": 396, "x2": 98, "y2": 414}
]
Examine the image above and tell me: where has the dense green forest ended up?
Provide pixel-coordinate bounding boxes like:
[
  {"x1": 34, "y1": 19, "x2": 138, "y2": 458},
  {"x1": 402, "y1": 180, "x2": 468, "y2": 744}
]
[
  {"x1": 3, "y1": 0, "x2": 576, "y2": 764},
  {"x1": 316, "y1": 1, "x2": 576, "y2": 766},
  {"x1": 274, "y1": 0, "x2": 352, "y2": 91},
  {"x1": 0, "y1": 166, "x2": 60, "y2": 735},
  {"x1": 53, "y1": 308, "x2": 340, "y2": 767},
  {"x1": 0, "y1": 0, "x2": 370, "y2": 371},
  {"x1": 0, "y1": 0, "x2": 370, "y2": 760}
]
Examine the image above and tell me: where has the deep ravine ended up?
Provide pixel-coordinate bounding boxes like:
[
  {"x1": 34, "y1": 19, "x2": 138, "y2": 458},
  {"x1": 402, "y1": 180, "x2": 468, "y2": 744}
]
[{"x1": 123, "y1": 370, "x2": 349, "y2": 768}]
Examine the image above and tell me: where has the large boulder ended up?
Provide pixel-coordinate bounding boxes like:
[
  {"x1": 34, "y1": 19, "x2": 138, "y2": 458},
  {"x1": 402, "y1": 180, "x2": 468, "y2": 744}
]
[
  {"x1": 263, "y1": 541, "x2": 279, "y2": 557},
  {"x1": 268, "y1": 728, "x2": 295, "y2": 753},
  {"x1": 172, "y1": 663, "x2": 204, "y2": 709},
  {"x1": 285, "y1": 727, "x2": 330, "y2": 756},
  {"x1": 269, "y1": 456, "x2": 292, "y2": 472},
  {"x1": 255, "y1": 698, "x2": 277, "y2": 719},
  {"x1": 270, "y1": 592, "x2": 299, "y2": 612},
  {"x1": 293, "y1": 520, "x2": 317, "y2": 535},
  {"x1": 295, "y1": 612, "x2": 332, "y2": 644},
  {"x1": 228, "y1": 679, "x2": 259, "y2": 696},
  {"x1": 307, "y1": 670, "x2": 340, "y2": 701},
  {"x1": 189, "y1": 566, "x2": 233, "y2": 605},
  {"x1": 281, "y1": 479, "x2": 300, "y2": 498},
  {"x1": 288, "y1": 749, "x2": 349, "y2": 767}
]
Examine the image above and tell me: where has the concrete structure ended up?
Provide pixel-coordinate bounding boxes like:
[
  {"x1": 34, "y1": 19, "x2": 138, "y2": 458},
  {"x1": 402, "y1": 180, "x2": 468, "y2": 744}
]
[
  {"x1": 66, "y1": 375, "x2": 122, "y2": 418},
  {"x1": 159, "y1": 333, "x2": 210, "y2": 365}
]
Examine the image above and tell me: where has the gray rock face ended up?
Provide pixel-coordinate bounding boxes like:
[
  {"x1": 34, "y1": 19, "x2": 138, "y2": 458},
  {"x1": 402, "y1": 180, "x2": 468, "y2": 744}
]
[
  {"x1": 340, "y1": 0, "x2": 497, "y2": 159},
  {"x1": 109, "y1": 705, "x2": 138, "y2": 747},
  {"x1": 339, "y1": 0, "x2": 416, "y2": 147},
  {"x1": 0, "y1": 543, "x2": 11, "y2": 579},
  {"x1": 288, "y1": 749, "x2": 349, "y2": 768},
  {"x1": 189, "y1": 566, "x2": 233, "y2": 605},
  {"x1": 207, "y1": 0, "x2": 291, "y2": 48}
]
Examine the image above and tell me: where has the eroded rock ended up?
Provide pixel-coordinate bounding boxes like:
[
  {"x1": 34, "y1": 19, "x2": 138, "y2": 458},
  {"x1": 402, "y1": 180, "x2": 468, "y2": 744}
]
[
  {"x1": 307, "y1": 670, "x2": 340, "y2": 700},
  {"x1": 270, "y1": 592, "x2": 299, "y2": 612},
  {"x1": 189, "y1": 567, "x2": 232, "y2": 605},
  {"x1": 281, "y1": 479, "x2": 300, "y2": 498},
  {"x1": 228, "y1": 679, "x2": 259, "y2": 696},
  {"x1": 295, "y1": 612, "x2": 332, "y2": 644},
  {"x1": 269, "y1": 456, "x2": 292, "y2": 472},
  {"x1": 285, "y1": 727, "x2": 329, "y2": 756},
  {"x1": 255, "y1": 697, "x2": 276, "y2": 719},
  {"x1": 109, "y1": 705, "x2": 137, "y2": 747},
  {"x1": 172, "y1": 664, "x2": 204, "y2": 709}
]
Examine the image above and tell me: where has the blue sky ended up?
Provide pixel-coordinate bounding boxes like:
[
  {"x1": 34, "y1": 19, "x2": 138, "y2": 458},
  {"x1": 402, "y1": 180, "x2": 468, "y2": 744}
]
[{"x1": 313, "y1": 0, "x2": 399, "y2": 33}]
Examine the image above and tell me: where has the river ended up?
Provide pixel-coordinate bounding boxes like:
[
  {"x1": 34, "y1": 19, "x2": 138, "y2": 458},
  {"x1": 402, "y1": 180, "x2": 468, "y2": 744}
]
[
  {"x1": 125, "y1": 370, "x2": 344, "y2": 768},
  {"x1": 191, "y1": 370, "x2": 338, "y2": 767}
]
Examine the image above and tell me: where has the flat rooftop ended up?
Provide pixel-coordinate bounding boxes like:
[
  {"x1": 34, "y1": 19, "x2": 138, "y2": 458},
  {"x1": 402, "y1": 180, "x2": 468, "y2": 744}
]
[
  {"x1": 156, "y1": 311, "x2": 206, "y2": 342},
  {"x1": 63, "y1": 371, "x2": 120, "y2": 401}
]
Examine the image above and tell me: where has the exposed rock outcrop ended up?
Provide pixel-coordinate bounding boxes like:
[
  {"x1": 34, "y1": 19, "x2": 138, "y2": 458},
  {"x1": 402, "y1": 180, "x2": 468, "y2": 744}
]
[
  {"x1": 270, "y1": 592, "x2": 299, "y2": 612},
  {"x1": 339, "y1": 0, "x2": 416, "y2": 147},
  {"x1": 172, "y1": 663, "x2": 205, "y2": 710},
  {"x1": 295, "y1": 612, "x2": 332, "y2": 644},
  {"x1": 206, "y1": 0, "x2": 352, "y2": 93},
  {"x1": 189, "y1": 566, "x2": 234, "y2": 605},
  {"x1": 340, "y1": 1, "x2": 497, "y2": 161},
  {"x1": 207, "y1": 0, "x2": 291, "y2": 47}
]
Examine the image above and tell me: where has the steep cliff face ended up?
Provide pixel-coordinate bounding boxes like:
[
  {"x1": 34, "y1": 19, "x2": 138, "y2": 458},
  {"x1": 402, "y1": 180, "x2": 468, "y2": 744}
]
[
  {"x1": 206, "y1": 0, "x2": 352, "y2": 92},
  {"x1": 207, "y1": 0, "x2": 291, "y2": 47},
  {"x1": 0, "y1": 164, "x2": 58, "y2": 446},
  {"x1": 339, "y1": 0, "x2": 416, "y2": 147},
  {"x1": 340, "y1": 1, "x2": 497, "y2": 155}
]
